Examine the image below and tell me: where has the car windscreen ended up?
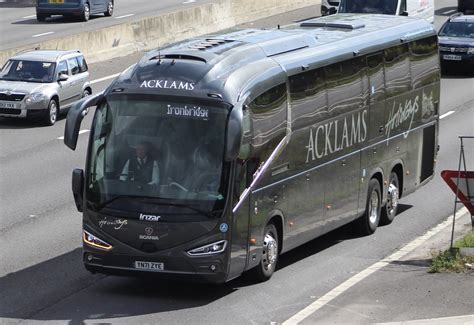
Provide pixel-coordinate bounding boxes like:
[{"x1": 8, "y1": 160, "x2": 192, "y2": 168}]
[
  {"x1": 86, "y1": 94, "x2": 231, "y2": 217},
  {"x1": 0, "y1": 60, "x2": 56, "y2": 83},
  {"x1": 439, "y1": 21, "x2": 474, "y2": 38},
  {"x1": 339, "y1": 0, "x2": 397, "y2": 14}
]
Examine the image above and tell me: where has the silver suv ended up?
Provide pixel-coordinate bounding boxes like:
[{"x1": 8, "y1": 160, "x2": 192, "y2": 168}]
[{"x1": 0, "y1": 49, "x2": 91, "y2": 126}]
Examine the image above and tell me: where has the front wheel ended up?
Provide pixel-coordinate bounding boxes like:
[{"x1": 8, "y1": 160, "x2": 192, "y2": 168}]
[
  {"x1": 43, "y1": 99, "x2": 58, "y2": 126},
  {"x1": 358, "y1": 179, "x2": 381, "y2": 235},
  {"x1": 104, "y1": 0, "x2": 114, "y2": 16},
  {"x1": 381, "y1": 172, "x2": 400, "y2": 225},
  {"x1": 251, "y1": 223, "x2": 279, "y2": 282}
]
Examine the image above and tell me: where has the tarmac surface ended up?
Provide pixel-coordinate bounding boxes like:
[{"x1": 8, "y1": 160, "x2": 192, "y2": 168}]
[{"x1": 292, "y1": 209, "x2": 474, "y2": 324}]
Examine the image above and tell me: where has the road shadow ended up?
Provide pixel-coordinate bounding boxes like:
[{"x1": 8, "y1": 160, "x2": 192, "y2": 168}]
[
  {"x1": 12, "y1": 15, "x2": 103, "y2": 25},
  {"x1": 0, "y1": 112, "x2": 66, "y2": 129},
  {"x1": 0, "y1": 204, "x2": 415, "y2": 323},
  {"x1": 434, "y1": 6, "x2": 458, "y2": 16}
]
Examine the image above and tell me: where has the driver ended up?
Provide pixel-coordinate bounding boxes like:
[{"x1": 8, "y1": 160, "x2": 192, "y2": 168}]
[{"x1": 120, "y1": 142, "x2": 160, "y2": 185}]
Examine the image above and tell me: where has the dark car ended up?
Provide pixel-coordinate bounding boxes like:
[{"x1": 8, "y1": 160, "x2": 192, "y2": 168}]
[
  {"x1": 36, "y1": 0, "x2": 114, "y2": 22},
  {"x1": 458, "y1": 0, "x2": 474, "y2": 13},
  {"x1": 438, "y1": 13, "x2": 474, "y2": 75}
]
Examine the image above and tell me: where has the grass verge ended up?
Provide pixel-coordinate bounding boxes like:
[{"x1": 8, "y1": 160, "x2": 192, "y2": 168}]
[{"x1": 429, "y1": 230, "x2": 474, "y2": 273}]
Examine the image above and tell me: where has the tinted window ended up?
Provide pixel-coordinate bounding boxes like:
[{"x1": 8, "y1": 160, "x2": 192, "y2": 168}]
[
  {"x1": 410, "y1": 36, "x2": 439, "y2": 89},
  {"x1": 77, "y1": 55, "x2": 88, "y2": 73},
  {"x1": 289, "y1": 68, "x2": 327, "y2": 128},
  {"x1": 384, "y1": 44, "x2": 411, "y2": 98},
  {"x1": 324, "y1": 58, "x2": 364, "y2": 116},
  {"x1": 67, "y1": 57, "x2": 80, "y2": 76},
  {"x1": 249, "y1": 83, "x2": 287, "y2": 149},
  {"x1": 340, "y1": 0, "x2": 397, "y2": 14},
  {"x1": 366, "y1": 52, "x2": 385, "y2": 102}
]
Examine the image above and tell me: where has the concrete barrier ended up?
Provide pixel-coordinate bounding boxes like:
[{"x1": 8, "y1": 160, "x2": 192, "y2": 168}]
[{"x1": 0, "y1": 0, "x2": 320, "y2": 65}]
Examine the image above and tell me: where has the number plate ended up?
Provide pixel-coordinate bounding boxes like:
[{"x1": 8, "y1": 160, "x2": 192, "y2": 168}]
[
  {"x1": 0, "y1": 102, "x2": 17, "y2": 109},
  {"x1": 49, "y1": 0, "x2": 64, "y2": 3},
  {"x1": 133, "y1": 261, "x2": 164, "y2": 271},
  {"x1": 443, "y1": 54, "x2": 462, "y2": 61}
]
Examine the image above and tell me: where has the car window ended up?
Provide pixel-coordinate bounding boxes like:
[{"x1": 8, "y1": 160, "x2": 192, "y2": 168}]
[
  {"x1": 67, "y1": 57, "x2": 80, "y2": 76},
  {"x1": 439, "y1": 21, "x2": 474, "y2": 38},
  {"x1": 57, "y1": 60, "x2": 68, "y2": 77},
  {"x1": 0, "y1": 60, "x2": 56, "y2": 83},
  {"x1": 77, "y1": 55, "x2": 88, "y2": 73}
]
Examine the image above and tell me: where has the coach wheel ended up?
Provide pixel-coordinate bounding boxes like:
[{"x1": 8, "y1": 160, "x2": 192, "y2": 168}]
[
  {"x1": 252, "y1": 223, "x2": 279, "y2": 282},
  {"x1": 358, "y1": 178, "x2": 381, "y2": 235},
  {"x1": 381, "y1": 172, "x2": 400, "y2": 225}
]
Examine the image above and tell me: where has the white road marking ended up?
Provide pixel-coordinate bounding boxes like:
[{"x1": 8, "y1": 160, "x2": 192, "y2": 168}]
[
  {"x1": 442, "y1": 9, "x2": 456, "y2": 15},
  {"x1": 57, "y1": 129, "x2": 89, "y2": 140},
  {"x1": 115, "y1": 14, "x2": 135, "y2": 19},
  {"x1": 282, "y1": 207, "x2": 468, "y2": 325},
  {"x1": 32, "y1": 31, "x2": 54, "y2": 38},
  {"x1": 440, "y1": 110, "x2": 455, "y2": 119},
  {"x1": 22, "y1": 14, "x2": 36, "y2": 19},
  {"x1": 183, "y1": 0, "x2": 196, "y2": 3},
  {"x1": 90, "y1": 73, "x2": 120, "y2": 85}
]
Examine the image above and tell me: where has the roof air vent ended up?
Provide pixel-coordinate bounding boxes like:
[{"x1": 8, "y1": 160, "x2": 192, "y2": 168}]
[{"x1": 300, "y1": 20, "x2": 365, "y2": 30}]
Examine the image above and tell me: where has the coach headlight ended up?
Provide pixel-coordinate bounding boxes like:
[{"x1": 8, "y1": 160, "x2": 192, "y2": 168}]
[
  {"x1": 187, "y1": 240, "x2": 227, "y2": 256},
  {"x1": 83, "y1": 230, "x2": 113, "y2": 251}
]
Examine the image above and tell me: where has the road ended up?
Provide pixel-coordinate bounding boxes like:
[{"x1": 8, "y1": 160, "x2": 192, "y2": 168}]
[
  {"x1": 0, "y1": 0, "x2": 215, "y2": 51},
  {"x1": 0, "y1": 1, "x2": 473, "y2": 324}
]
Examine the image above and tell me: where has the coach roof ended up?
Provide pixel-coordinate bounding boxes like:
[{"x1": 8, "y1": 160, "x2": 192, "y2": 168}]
[{"x1": 112, "y1": 14, "x2": 436, "y2": 99}]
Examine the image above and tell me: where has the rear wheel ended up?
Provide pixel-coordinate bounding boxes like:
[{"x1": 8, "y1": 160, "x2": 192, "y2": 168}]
[
  {"x1": 43, "y1": 99, "x2": 58, "y2": 126},
  {"x1": 358, "y1": 179, "x2": 381, "y2": 235},
  {"x1": 104, "y1": 0, "x2": 114, "y2": 16},
  {"x1": 36, "y1": 14, "x2": 47, "y2": 22},
  {"x1": 251, "y1": 223, "x2": 279, "y2": 282},
  {"x1": 81, "y1": 3, "x2": 90, "y2": 21},
  {"x1": 381, "y1": 172, "x2": 400, "y2": 225}
]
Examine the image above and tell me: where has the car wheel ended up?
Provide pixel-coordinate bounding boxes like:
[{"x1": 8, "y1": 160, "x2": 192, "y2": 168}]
[
  {"x1": 358, "y1": 178, "x2": 381, "y2": 235},
  {"x1": 37, "y1": 14, "x2": 47, "y2": 22},
  {"x1": 104, "y1": 0, "x2": 114, "y2": 16},
  {"x1": 82, "y1": 88, "x2": 91, "y2": 98},
  {"x1": 43, "y1": 99, "x2": 58, "y2": 126},
  {"x1": 381, "y1": 172, "x2": 400, "y2": 225},
  {"x1": 251, "y1": 223, "x2": 279, "y2": 282},
  {"x1": 82, "y1": 3, "x2": 90, "y2": 21}
]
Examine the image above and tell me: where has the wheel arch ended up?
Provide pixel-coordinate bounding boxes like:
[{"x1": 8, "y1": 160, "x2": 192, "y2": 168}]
[
  {"x1": 390, "y1": 162, "x2": 404, "y2": 198},
  {"x1": 266, "y1": 210, "x2": 284, "y2": 254}
]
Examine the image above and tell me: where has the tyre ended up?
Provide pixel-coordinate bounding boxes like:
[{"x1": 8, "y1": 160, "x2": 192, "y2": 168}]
[
  {"x1": 104, "y1": 0, "x2": 114, "y2": 16},
  {"x1": 81, "y1": 3, "x2": 90, "y2": 21},
  {"x1": 43, "y1": 99, "x2": 58, "y2": 126},
  {"x1": 358, "y1": 178, "x2": 382, "y2": 235},
  {"x1": 381, "y1": 172, "x2": 400, "y2": 225},
  {"x1": 251, "y1": 223, "x2": 279, "y2": 282},
  {"x1": 82, "y1": 88, "x2": 91, "y2": 98},
  {"x1": 37, "y1": 14, "x2": 47, "y2": 22}
]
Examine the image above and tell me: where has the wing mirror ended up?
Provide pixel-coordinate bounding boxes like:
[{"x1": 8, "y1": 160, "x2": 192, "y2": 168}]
[
  {"x1": 72, "y1": 168, "x2": 84, "y2": 212},
  {"x1": 58, "y1": 73, "x2": 69, "y2": 82},
  {"x1": 64, "y1": 92, "x2": 103, "y2": 150},
  {"x1": 225, "y1": 106, "x2": 243, "y2": 161}
]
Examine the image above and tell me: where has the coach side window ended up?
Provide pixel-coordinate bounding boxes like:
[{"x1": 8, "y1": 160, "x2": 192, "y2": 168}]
[
  {"x1": 324, "y1": 57, "x2": 364, "y2": 117},
  {"x1": 249, "y1": 83, "x2": 287, "y2": 147},
  {"x1": 409, "y1": 36, "x2": 439, "y2": 89},
  {"x1": 366, "y1": 52, "x2": 385, "y2": 103},
  {"x1": 289, "y1": 68, "x2": 327, "y2": 129},
  {"x1": 384, "y1": 44, "x2": 411, "y2": 98}
]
